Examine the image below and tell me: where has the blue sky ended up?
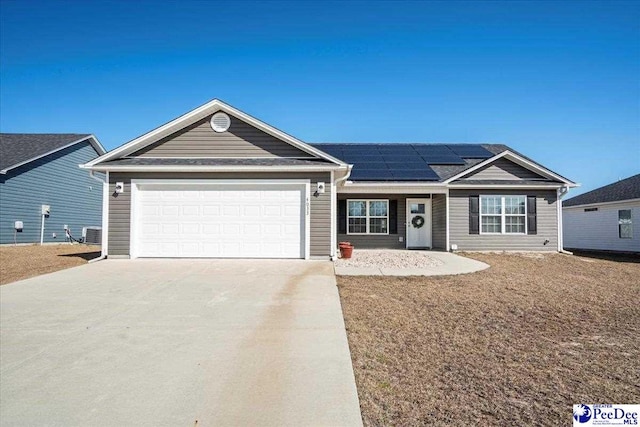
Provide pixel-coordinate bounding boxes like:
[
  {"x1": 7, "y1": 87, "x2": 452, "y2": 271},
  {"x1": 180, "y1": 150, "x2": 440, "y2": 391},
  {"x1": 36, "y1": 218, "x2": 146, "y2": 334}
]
[{"x1": 1, "y1": 0, "x2": 638, "y2": 195}]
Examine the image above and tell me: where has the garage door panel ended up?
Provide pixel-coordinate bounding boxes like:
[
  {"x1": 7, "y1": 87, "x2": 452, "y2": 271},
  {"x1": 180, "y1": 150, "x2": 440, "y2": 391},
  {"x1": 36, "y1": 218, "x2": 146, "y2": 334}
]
[
  {"x1": 202, "y1": 224, "x2": 220, "y2": 235},
  {"x1": 203, "y1": 206, "x2": 220, "y2": 216},
  {"x1": 134, "y1": 183, "x2": 306, "y2": 258},
  {"x1": 162, "y1": 224, "x2": 180, "y2": 234},
  {"x1": 162, "y1": 208, "x2": 179, "y2": 218},
  {"x1": 222, "y1": 205, "x2": 240, "y2": 216}
]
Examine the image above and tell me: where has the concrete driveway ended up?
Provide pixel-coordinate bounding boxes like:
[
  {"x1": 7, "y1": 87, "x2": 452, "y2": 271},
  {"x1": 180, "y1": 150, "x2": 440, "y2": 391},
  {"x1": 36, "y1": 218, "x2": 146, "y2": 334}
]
[{"x1": 0, "y1": 260, "x2": 362, "y2": 426}]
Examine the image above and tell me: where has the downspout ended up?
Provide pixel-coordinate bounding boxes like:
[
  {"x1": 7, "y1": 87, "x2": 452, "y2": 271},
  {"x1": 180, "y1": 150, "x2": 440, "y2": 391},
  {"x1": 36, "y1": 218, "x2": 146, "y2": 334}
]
[
  {"x1": 331, "y1": 165, "x2": 353, "y2": 260},
  {"x1": 88, "y1": 170, "x2": 108, "y2": 263},
  {"x1": 557, "y1": 185, "x2": 572, "y2": 255}
]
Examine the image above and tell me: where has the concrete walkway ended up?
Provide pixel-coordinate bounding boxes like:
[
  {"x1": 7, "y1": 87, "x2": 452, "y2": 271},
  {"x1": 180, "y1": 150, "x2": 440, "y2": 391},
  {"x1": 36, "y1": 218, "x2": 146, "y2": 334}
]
[
  {"x1": 0, "y1": 260, "x2": 362, "y2": 426},
  {"x1": 334, "y1": 251, "x2": 489, "y2": 276}
]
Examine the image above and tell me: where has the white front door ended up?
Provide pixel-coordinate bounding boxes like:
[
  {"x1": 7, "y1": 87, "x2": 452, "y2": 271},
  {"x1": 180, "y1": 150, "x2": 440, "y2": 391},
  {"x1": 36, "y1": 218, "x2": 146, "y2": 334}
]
[{"x1": 406, "y1": 198, "x2": 431, "y2": 249}]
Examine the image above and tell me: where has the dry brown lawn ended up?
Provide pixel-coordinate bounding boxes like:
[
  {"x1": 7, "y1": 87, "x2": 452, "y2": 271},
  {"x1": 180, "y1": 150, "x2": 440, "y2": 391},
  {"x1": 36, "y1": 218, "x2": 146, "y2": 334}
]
[
  {"x1": 338, "y1": 252, "x2": 640, "y2": 426},
  {"x1": 0, "y1": 244, "x2": 100, "y2": 285}
]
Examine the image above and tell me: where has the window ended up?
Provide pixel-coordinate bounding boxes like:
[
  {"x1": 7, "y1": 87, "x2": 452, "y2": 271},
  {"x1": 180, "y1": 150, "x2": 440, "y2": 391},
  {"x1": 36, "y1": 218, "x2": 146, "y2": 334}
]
[
  {"x1": 480, "y1": 195, "x2": 526, "y2": 234},
  {"x1": 347, "y1": 200, "x2": 389, "y2": 234},
  {"x1": 619, "y1": 209, "x2": 633, "y2": 239}
]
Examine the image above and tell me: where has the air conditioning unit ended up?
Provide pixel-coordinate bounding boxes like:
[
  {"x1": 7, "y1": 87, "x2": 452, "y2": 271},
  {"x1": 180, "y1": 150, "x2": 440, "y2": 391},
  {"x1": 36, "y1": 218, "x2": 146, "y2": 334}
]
[{"x1": 82, "y1": 226, "x2": 102, "y2": 245}]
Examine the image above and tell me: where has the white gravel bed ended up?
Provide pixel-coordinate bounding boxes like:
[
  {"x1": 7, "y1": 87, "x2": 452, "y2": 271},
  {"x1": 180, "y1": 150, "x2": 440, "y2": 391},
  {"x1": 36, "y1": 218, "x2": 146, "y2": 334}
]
[{"x1": 335, "y1": 249, "x2": 444, "y2": 269}]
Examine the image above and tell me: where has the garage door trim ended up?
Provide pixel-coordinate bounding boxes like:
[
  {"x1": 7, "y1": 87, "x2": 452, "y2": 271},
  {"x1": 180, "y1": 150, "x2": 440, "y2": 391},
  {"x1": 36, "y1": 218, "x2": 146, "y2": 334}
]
[{"x1": 130, "y1": 179, "x2": 311, "y2": 259}]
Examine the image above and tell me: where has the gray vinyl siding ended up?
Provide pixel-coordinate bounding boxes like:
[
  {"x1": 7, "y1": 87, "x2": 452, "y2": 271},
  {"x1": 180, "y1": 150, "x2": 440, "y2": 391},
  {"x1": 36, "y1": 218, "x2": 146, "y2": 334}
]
[
  {"x1": 459, "y1": 158, "x2": 548, "y2": 181},
  {"x1": 338, "y1": 194, "x2": 432, "y2": 249},
  {"x1": 130, "y1": 114, "x2": 313, "y2": 159},
  {"x1": 432, "y1": 194, "x2": 447, "y2": 250},
  {"x1": 108, "y1": 172, "x2": 331, "y2": 258},
  {"x1": 0, "y1": 141, "x2": 103, "y2": 244},
  {"x1": 449, "y1": 189, "x2": 558, "y2": 251}
]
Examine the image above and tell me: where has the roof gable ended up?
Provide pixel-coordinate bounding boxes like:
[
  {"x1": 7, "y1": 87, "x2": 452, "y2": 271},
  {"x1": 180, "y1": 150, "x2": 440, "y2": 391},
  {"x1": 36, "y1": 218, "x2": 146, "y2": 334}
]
[
  {"x1": 129, "y1": 112, "x2": 314, "y2": 159},
  {"x1": 444, "y1": 150, "x2": 576, "y2": 186},
  {"x1": 455, "y1": 157, "x2": 550, "y2": 181},
  {"x1": 564, "y1": 174, "x2": 640, "y2": 207},
  {"x1": 0, "y1": 134, "x2": 105, "y2": 174},
  {"x1": 85, "y1": 99, "x2": 346, "y2": 168}
]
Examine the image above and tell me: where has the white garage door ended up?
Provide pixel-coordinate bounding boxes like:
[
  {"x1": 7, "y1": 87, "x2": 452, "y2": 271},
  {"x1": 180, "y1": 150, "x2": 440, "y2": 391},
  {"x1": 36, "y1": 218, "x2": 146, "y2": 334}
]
[{"x1": 132, "y1": 181, "x2": 308, "y2": 259}]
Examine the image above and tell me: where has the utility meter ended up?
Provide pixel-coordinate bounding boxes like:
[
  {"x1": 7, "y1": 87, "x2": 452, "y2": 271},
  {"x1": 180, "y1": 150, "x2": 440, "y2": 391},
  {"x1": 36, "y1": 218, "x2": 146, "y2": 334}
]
[
  {"x1": 14, "y1": 221, "x2": 23, "y2": 232},
  {"x1": 41, "y1": 205, "x2": 51, "y2": 215}
]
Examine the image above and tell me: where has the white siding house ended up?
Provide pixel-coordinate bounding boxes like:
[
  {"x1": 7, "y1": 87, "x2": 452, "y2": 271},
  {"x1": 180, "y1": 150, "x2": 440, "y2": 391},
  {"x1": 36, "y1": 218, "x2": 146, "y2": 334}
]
[
  {"x1": 562, "y1": 174, "x2": 640, "y2": 253},
  {"x1": 563, "y1": 200, "x2": 640, "y2": 252}
]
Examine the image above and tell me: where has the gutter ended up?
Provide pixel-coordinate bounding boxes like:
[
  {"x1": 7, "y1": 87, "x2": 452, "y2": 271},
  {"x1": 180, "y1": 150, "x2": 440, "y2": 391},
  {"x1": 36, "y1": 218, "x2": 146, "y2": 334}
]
[{"x1": 335, "y1": 164, "x2": 353, "y2": 186}]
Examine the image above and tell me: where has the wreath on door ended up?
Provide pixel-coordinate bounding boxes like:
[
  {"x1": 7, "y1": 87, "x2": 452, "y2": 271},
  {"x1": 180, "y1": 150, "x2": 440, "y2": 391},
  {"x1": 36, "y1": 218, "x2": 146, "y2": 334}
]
[{"x1": 411, "y1": 215, "x2": 425, "y2": 229}]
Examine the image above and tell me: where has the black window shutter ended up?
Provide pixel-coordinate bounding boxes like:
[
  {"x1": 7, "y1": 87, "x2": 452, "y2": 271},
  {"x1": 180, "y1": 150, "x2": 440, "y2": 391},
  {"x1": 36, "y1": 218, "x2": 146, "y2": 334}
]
[
  {"x1": 338, "y1": 200, "x2": 347, "y2": 234},
  {"x1": 469, "y1": 196, "x2": 480, "y2": 234},
  {"x1": 389, "y1": 200, "x2": 398, "y2": 234},
  {"x1": 527, "y1": 196, "x2": 537, "y2": 235}
]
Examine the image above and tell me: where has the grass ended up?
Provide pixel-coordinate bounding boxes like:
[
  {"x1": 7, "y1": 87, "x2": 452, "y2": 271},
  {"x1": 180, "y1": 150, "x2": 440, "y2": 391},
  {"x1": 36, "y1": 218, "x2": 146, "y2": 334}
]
[
  {"x1": 0, "y1": 244, "x2": 101, "y2": 285},
  {"x1": 337, "y1": 252, "x2": 640, "y2": 426}
]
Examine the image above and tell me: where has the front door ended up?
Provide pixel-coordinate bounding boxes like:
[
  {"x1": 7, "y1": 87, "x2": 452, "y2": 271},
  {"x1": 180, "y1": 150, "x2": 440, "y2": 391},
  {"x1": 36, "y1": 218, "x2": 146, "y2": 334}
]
[{"x1": 406, "y1": 198, "x2": 432, "y2": 249}]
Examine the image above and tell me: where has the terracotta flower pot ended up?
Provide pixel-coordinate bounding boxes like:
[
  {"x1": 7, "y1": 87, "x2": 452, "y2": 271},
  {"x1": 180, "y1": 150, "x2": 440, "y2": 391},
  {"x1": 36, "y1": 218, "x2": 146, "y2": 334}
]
[
  {"x1": 339, "y1": 241, "x2": 351, "y2": 248},
  {"x1": 340, "y1": 245, "x2": 354, "y2": 259}
]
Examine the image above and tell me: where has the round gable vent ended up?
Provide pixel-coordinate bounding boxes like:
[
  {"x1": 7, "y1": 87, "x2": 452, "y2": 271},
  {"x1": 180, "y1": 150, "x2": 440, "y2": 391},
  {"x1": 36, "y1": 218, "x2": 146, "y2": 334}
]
[{"x1": 210, "y1": 112, "x2": 231, "y2": 132}]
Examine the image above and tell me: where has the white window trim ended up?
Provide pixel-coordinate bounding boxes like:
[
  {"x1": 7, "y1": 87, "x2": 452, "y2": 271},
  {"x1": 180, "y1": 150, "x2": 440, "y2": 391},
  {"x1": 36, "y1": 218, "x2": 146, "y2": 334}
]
[
  {"x1": 618, "y1": 209, "x2": 633, "y2": 239},
  {"x1": 346, "y1": 199, "x2": 390, "y2": 235},
  {"x1": 479, "y1": 195, "x2": 528, "y2": 235}
]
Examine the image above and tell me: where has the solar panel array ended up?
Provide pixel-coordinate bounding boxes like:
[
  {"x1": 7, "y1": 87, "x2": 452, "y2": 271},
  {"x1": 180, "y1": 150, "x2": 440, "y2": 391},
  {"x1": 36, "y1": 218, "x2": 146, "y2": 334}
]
[{"x1": 314, "y1": 144, "x2": 493, "y2": 181}]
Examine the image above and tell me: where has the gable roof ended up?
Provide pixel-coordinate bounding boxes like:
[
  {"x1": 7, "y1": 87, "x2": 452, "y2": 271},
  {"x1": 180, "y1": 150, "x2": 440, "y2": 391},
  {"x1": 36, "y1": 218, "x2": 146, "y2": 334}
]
[
  {"x1": 564, "y1": 174, "x2": 640, "y2": 207},
  {"x1": 311, "y1": 142, "x2": 576, "y2": 185},
  {"x1": 83, "y1": 99, "x2": 347, "y2": 169},
  {"x1": 444, "y1": 148, "x2": 576, "y2": 185},
  {"x1": 0, "y1": 133, "x2": 105, "y2": 174}
]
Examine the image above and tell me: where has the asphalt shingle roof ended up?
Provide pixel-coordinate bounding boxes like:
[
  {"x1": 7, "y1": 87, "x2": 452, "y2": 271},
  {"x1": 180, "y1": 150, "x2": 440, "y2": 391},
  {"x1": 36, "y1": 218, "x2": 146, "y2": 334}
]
[
  {"x1": 563, "y1": 174, "x2": 640, "y2": 207},
  {"x1": 0, "y1": 133, "x2": 92, "y2": 171}
]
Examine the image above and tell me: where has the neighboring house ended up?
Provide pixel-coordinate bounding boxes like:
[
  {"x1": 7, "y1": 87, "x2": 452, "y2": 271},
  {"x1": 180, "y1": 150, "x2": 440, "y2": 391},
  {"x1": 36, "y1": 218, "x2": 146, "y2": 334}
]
[
  {"x1": 0, "y1": 134, "x2": 106, "y2": 244},
  {"x1": 81, "y1": 99, "x2": 576, "y2": 260},
  {"x1": 563, "y1": 174, "x2": 640, "y2": 253}
]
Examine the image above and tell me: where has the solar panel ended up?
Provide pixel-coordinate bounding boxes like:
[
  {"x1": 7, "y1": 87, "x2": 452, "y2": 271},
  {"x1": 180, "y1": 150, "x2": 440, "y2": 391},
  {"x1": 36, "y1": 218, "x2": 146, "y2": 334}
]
[
  {"x1": 420, "y1": 155, "x2": 466, "y2": 165},
  {"x1": 355, "y1": 162, "x2": 387, "y2": 170},
  {"x1": 411, "y1": 145, "x2": 455, "y2": 154},
  {"x1": 376, "y1": 145, "x2": 415, "y2": 155},
  {"x1": 341, "y1": 145, "x2": 375, "y2": 152},
  {"x1": 447, "y1": 144, "x2": 493, "y2": 158},
  {"x1": 410, "y1": 145, "x2": 465, "y2": 164},
  {"x1": 350, "y1": 169, "x2": 395, "y2": 180},
  {"x1": 355, "y1": 155, "x2": 386, "y2": 161},
  {"x1": 391, "y1": 168, "x2": 440, "y2": 180},
  {"x1": 311, "y1": 143, "x2": 476, "y2": 181},
  {"x1": 385, "y1": 162, "x2": 428, "y2": 169}
]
